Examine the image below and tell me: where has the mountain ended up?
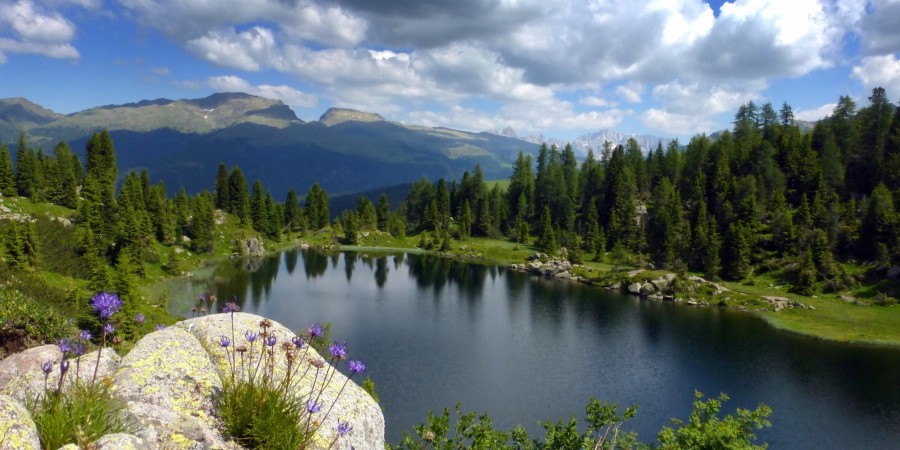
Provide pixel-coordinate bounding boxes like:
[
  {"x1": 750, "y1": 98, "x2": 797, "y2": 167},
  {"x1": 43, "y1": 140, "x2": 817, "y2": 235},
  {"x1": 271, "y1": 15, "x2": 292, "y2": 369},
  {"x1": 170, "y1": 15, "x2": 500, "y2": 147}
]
[
  {"x1": 0, "y1": 94, "x2": 537, "y2": 197},
  {"x1": 520, "y1": 129, "x2": 673, "y2": 157},
  {"x1": 0, "y1": 98, "x2": 62, "y2": 138}
]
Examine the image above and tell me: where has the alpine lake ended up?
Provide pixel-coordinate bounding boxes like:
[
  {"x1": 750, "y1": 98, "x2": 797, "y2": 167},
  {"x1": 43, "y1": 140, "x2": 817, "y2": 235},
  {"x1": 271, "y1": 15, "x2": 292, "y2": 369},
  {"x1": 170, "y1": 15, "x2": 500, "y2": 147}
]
[{"x1": 158, "y1": 248, "x2": 900, "y2": 448}]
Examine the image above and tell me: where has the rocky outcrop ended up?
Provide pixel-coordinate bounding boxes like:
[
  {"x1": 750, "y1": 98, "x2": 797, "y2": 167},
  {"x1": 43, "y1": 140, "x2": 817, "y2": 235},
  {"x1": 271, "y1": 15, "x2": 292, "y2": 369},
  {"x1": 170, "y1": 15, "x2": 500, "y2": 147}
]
[
  {"x1": 510, "y1": 256, "x2": 583, "y2": 282},
  {"x1": 0, "y1": 314, "x2": 384, "y2": 450},
  {"x1": 760, "y1": 296, "x2": 814, "y2": 312},
  {"x1": 234, "y1": 237, "x2": 266, "y2": 257}
]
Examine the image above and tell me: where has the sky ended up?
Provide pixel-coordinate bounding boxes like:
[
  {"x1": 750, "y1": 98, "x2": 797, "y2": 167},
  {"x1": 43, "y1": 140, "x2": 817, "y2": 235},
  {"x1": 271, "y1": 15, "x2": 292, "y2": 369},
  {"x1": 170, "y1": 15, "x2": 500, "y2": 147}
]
[{"x1": 1, "y1": 0, "x2": 899, "y2": 141}]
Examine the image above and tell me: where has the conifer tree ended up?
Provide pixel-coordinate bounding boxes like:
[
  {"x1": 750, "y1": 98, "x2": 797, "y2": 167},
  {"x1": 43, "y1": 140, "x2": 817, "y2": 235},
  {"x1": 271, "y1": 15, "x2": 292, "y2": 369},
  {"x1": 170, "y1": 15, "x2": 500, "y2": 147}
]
[
  {"x1": 190, "y1": 191, "x2": 216, "y2": 253},
  {"x1": 250, "y1": 180, "x2": 268, "y2": 233},
  {"x1": 0, "y1": 143, "x2": 14, "y2": 196},
  {"x1": 356, "y1": 197, "x2": 377, "y2": 231},
  {"x1": 705, "y1": 217, "x2": 722, "y2": 280},
  {"x1": 723, "y1": 222, "x2": 751, "y2": 280},
  {"x1": 796, "y1": 246, "x2": 817, "y2": 295},
  {"x1": 214, "y1": 163, "x2": 229, "y2": 209},
  {"x1": 227, "y1": 166, "x2": 250, "y2": 225},
  {"x1": 376, "y1": 194, "x2": 391, "y2": 231},
  {"x1": 460, "y1": 200, "x2": 472, "y2": 239},
  {"x1": 537, "y1": 205, "x2": 558, "y2": 253},
  {"x1": 284, "y1": 188, "x2": 300, "y2": 231}
]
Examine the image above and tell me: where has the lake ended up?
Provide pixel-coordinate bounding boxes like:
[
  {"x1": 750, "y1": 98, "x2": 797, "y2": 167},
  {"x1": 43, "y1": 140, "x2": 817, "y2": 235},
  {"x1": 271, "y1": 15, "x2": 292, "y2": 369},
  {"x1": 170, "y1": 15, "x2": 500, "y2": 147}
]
[{"x1": 162, "y1": 249, "x2": 900, "y2": 448}]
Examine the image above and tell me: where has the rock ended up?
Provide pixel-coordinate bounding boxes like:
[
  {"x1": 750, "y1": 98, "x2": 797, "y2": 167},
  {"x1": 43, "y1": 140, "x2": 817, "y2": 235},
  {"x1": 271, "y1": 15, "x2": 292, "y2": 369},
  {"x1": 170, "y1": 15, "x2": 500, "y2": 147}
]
[
  {"x1": 0, "y1": 394, "x2": 40, "y2": 450},
  {"x1": 644, "y1": 262, "x2": 655, "y2": 270},
  {"x1": 236, "y1": 236, "x2": 266, "y2": 257},
  {"x1": 888, "y1": 266, "x2": 900, "y2": 281},
  {"x1": 112, "y1": 327, "x2": 228, "y2": 449},
  {"x1": 626, "y1": 269, "x2": 643, "y2": 277},
  {"x1": 840, "y1": 295, "x2": 856, "y2": 303},
  {"x1": 639, "y1": 284, "x2": 656, "y2": 296},
  {"x1": 0, "y1": 313, "x2": 387, "y2": 450},
  {"x1": 95, "y1": 433, "x2": 151, "y2": 450},
  {"x1": 178, "y1": 313, "x2": 384, "y2": 450},
  {"x1": 0, "y1": 347, "x2": 120, "y2": 404},
  {"x1": 0, "y1": 205, "x2": 9, "y2": 213},
  {"x1": 761, "y1": 296, "x2": 790, "y2": 312},
  {"x1": 180, "y1": 235, "x2": 191, "y2": 244},
  {"x1": 627, "y1": 283, "x2": 643, "y2": 295}
]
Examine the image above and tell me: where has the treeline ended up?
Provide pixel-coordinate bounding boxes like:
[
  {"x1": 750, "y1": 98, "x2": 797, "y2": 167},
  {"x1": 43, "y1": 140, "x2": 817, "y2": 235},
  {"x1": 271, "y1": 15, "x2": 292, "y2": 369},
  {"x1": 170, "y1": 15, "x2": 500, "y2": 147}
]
[
  {"x1": 0, "y1": 130, "x2": 337, "y2": 337},
  {"x1": 366, "y1": 88, "x2": 899, "y2": 295}
]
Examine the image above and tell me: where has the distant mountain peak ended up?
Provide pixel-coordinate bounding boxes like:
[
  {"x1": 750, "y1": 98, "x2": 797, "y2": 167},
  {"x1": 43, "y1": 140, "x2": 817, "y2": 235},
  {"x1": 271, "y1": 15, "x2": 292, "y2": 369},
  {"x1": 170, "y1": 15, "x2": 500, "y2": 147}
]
[
  {"x1": 521, "y1": 129, "x2": 672, "y2": 156},
  {"x1": 319, "y1": 108, "x2": 385, "y2": 126}
]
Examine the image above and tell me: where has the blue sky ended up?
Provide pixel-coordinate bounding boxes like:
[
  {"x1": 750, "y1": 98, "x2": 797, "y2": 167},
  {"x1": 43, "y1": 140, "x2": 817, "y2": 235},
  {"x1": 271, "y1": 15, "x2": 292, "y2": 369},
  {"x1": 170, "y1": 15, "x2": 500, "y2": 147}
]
[{"x1": 1, "y1": 0, "x2": 899, "y2": 141}]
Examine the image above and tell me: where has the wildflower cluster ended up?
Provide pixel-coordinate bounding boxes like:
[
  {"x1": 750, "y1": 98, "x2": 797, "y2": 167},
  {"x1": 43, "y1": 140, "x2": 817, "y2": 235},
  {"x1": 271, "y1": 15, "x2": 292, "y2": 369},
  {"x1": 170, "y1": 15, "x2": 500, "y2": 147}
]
[
  {"x1": 215, "y1": 297, "x2": 367, "y2": 450},
  {"x1": 28, "y1": 291, "x2": 135, "y2": 448}
]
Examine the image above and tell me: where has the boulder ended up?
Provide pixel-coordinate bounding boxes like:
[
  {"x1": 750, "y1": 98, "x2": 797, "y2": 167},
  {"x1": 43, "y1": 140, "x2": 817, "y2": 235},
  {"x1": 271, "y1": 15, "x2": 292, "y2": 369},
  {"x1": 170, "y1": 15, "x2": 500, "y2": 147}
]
[
  {"x1": 236, "y1": 237, "x2": 266, "y2": 257},
  {"x1": 0, "y1": 394, "x2": 40, "y2": 450},
  {"x1": 627, "y1": 283, "x2": 643, "y2": 295},
  {"x1": 0, "y1": 314, "x2": 385, "y2": 450},
  {"x1": 639, "y1": 283, "x2": 656, "y2": 296},
  {"x1": 761, "y1": 296, "x2": 790, "y2": 312}
]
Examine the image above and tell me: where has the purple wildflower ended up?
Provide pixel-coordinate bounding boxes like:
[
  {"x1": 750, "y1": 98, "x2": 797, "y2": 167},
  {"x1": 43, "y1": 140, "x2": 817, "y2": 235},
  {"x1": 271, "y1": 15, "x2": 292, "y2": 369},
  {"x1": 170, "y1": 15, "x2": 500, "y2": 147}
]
[
  {"x1": 155, "y1": 324, "x2": 167, "y2": 331},
  {"x1": 265, "y1": 335, "x2": 277, "y2": 347},
  {"x1": 307, "y1": 323, "x2": 324, "y2": 339},
  {"x1": 219, "y1": 336, "x2": 231, "y2": 348},
  {"x1": 328, "y1": 341, "x2": 348, "y2": 360},
  {"x1": 245, "y1": 330, "x2": 259, "y2": 343},
  {"x1": 223, "y1": 302, "x2": 240, "y2": 314},
  {"x1": 41, "y1": 360, "x2": 53, "y2": 374},
  {"x1": 306, "y1": 400, "x2": 322, "y2": 414},
  {"x1": 348, "y1": 359, "x2": 366, "y2": 374},
  {"x1": 79, "y1": 330, "x2": 92, "y2": 341},
  {"x1": 291, "y1": 336, "x2": 306, "y2": 349},
  {"x1": 72, "y1": 342, "x2": 86, "y2": 357},
  {"x1": 134, "y1": 313, "x2": 146, "y2": 324},
  {"x1": 57, "y1": 338, "x2": 72, "y2": 354},
  {"x1": 91, "y1": 292, "x2": 123, "y2": 320},
  {"x1": 104, "y1": 323, "x2": 115, "y2": 334},
  {"x1": 59, "y1": 359, "x2": 70, "y2": 376},
  {"x1": 337, "y1": 420, "x2": 352, "y2": 437},
  {"x1": 199, "y1": 293, "x2": 208, "y2": 302}
]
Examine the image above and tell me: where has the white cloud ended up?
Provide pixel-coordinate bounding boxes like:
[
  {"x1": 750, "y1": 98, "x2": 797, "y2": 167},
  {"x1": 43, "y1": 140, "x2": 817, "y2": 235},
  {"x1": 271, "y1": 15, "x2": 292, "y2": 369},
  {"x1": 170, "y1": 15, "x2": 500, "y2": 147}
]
[
  {"x1": 615, "y1": 83, "x2": 643, "y2": 104},
  {"x1": 207, "y1": 75, "x2": 317, "y2": 108},
  {"x1": 151, "y1": 67, "x2": 170, "y2": 76},
  {"x1": 795, "y1": 103, "x2": 838, "y2": 121},
  {"x1": 640, "y1": 108, "x2": 715, "y2": 136},
  {"x1": 0, "y1": 0, "x2": 80, "y2": 62},
  {"x1": 186, "y1": 27, "x2": 278, "y2": 71},
  {"x1": 579, "y1": 96, "x2": 614, "y2": 107},
  {"x1": 852, "y1": 54, "x2": 900, "y2": 98}
]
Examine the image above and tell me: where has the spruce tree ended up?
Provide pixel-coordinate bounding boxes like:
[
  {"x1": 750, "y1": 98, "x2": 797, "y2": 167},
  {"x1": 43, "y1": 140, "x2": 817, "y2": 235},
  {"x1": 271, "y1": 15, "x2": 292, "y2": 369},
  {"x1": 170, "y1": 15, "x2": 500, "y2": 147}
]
[
  {"x1": 460, "y1": 200, "x2": 472, "y2": 239},
  {"x1": 705, "y1": 217, "x2": 722, "y2": 280},
  {"x1": 228, "y1": 166, "x2": 250, "y2": 225},
  {"x1": 796, "y1": 246, "x2": 817, "y2": 295},
  {"x1": 723, "y1": 222, "x2": 751, "y2": 280},
  {"x1": 537, "y1": 205, "x2": 558, "y2": 253},
  {"x1": 0, "y1": 143, "x2": 14, "y2": 196},
  {"x1": 284, "y1": 188, "x2": 300, "y2": 231},
  {"x1": 376, "y1": 194, "x2": 391, "y2": 231},
  {"x1": 214, "y1": 163, "x2": 229, "y2": 209}
]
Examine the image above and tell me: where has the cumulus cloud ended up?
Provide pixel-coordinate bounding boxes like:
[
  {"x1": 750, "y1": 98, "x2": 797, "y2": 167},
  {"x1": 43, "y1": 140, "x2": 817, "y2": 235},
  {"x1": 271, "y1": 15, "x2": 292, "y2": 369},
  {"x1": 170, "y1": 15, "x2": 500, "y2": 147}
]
[
  {"x1": 852, "y1": 54, "x2": 900, "y2": 98},
  {"x1": 207, "y1": 75, "x2": 317, "y2": 108},
  {"x1": 0, "y1": 0, "x2": 79, "y2": 61},
  {"x1": 641, "y1": 108, "x2": 715, "y2": 136},
  {"x1": 795, "y1": 103, "x2": 838, "y2": 121},
  {"x1": 856, "y1": 0, "x2": 900, "y2": 55},
  {"x1": 579, "y1": 96, "x2": 615, "y2": 107},
  {"x1": 615, "y1": 83, "x2": 643, "y2": 104}
]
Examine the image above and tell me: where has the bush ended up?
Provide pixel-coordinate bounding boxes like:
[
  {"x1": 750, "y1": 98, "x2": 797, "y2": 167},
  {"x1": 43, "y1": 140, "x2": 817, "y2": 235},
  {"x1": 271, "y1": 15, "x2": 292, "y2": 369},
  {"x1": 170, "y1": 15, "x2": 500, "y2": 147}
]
[{"x1": 28, "y1": 381, "x2": 135, "y2": 449}]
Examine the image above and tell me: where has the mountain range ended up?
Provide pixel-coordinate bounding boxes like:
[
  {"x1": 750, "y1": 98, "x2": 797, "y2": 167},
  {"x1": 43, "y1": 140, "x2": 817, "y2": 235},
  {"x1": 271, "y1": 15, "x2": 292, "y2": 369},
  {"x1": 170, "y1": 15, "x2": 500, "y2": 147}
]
[{"x1": 0, "y1": 94, "x2": 537, "y2": 197}]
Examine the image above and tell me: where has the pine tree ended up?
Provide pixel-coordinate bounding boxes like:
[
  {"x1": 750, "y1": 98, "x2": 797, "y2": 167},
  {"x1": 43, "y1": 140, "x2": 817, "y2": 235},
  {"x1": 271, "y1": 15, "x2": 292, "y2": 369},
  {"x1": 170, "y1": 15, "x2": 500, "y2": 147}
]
[
  {"x1": 356, "y1": 197, "x2": 377, "y2": 230},
  {"x1": 284, "y1": 188, "x2": 300, "y2": 231},
  {"x1": 795, "y1": 246, "x2": 817, "y2": 295},
  {"x1": 537, "y1": 205, "x2": 558, "y2": 253},
  {"x1": 0, "y1": 143, "x2": 14, "y2": 197},
  {"x1": 228, "y1": 166, "x2": 250, "y2": 225},
  {"x1": 214, "y1": 163, "x2": 229, "y2": 209},
  {"x1": 705, "y1": 217, "x2": 722, "y2": 280},
  {"x1": 460, "y1": 200, "x2": 472, "y2": 239},
  {"x1": 250, "y1": 180, "x2": 268, "y2": 233},
  {"x1": 376, "y1": 194, "x2": 391, "y2": 231},
  {"x1": 723, "y1": 222, "x2": 751, "y2": 280},
  {"x1": 190, "y1": 191, "x2": 216, "y2": 253}
]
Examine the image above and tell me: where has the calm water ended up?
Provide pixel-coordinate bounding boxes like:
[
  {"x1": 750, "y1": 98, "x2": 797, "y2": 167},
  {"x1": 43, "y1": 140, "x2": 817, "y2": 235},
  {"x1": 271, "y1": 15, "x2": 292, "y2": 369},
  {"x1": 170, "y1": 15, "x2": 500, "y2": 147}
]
[{"x1": 164, "y1": 249, "x2": 900, "y2": 448}]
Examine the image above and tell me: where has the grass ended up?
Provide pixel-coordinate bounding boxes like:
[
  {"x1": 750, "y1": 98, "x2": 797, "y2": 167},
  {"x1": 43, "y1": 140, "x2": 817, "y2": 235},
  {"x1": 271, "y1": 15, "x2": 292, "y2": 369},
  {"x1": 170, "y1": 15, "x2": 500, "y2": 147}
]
[{"x1": 27, "y1": 378, "x2": 135, "y2": 449}]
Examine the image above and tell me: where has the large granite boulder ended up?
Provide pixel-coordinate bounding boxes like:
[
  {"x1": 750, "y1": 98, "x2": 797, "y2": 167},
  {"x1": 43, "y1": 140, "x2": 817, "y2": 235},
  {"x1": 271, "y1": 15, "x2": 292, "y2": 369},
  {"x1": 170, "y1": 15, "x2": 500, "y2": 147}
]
[{"x1": 0, "y1": 314, "x2": 385, "y2": 450}]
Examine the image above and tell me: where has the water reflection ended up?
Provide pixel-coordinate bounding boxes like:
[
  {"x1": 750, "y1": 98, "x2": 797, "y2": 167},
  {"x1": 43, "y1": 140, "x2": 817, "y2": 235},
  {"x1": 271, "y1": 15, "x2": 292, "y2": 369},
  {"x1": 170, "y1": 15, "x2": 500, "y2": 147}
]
[{"x1": 161, "y1": 249, "x2": 900, "y2": 448}]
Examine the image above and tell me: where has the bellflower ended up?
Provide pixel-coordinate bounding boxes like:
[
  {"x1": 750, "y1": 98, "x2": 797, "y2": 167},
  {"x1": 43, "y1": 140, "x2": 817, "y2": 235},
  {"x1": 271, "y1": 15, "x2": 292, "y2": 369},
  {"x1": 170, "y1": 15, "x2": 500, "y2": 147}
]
[
  {"x1": 328, "y1": 341, "x2": 348, "y2": 360},
  {"x1": 155, "y1": 324, "x2": 166, "y2": 331},
  {"x1": 223, "y1": 302, "x2": 240, "y2": 314},
  {"x1": 134, "y1": 313, "x2": 146, "y2": 324},
  {"x1": 41, "y1": 360, "x2": 53, "y2": 374},
  {"x1": 104, "y1": 323, "x2": 115, "y2": 334},
  {"x1": 291, "y1": 336, "x2": 306, "y2": 349},
  {"x1": 72, "y1": 342, "x2": 86, "y2": 357},
  {"x1": 306, "y1": 400, "x2": 322, "y2": 414},
  {"x1": 337, "y1": 420, "x2": 352, "y2": 437},
  {"x1": 57, "y1": 338, "x2": 72, "y2": 354},
  {"x1": 79, "y1": 330, "x2": 91, "y2": 341},
  {"x1": 91, "y1": 292, "x2": 123, "y2": 320},
  {"x1": 265, "y1": 335, "x2": 277, "y2": 347},
  {"x1": 220, "y1": 336, "x2": 231, "y2": 348},
  {"x1": 245, "y1": 330, "x2": 259, "y2": 343},
  {"x1": 307, "y1": 323, "x2": 323, "y2": 339},
  {"x1": 59, "y1": 360, "x2": 70, "y2": 376},
  {"x1": 348, "y1": 359, "x2": 366, "y2": 374}
]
